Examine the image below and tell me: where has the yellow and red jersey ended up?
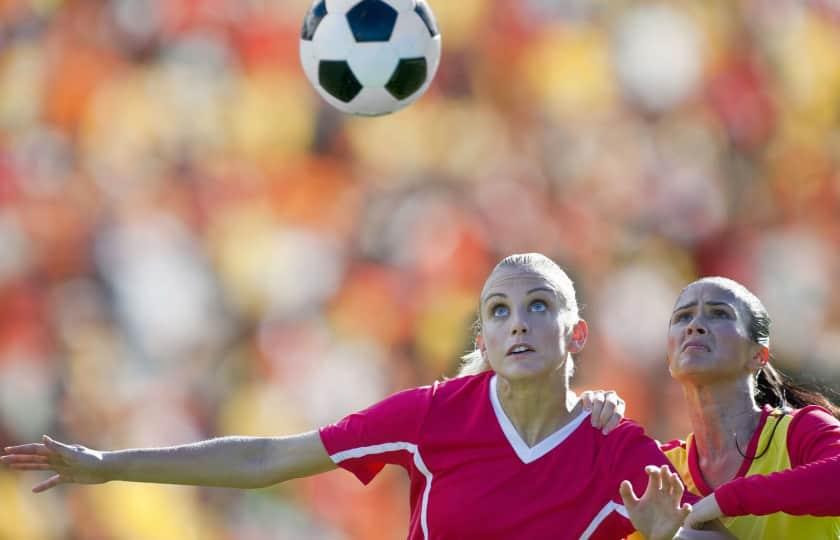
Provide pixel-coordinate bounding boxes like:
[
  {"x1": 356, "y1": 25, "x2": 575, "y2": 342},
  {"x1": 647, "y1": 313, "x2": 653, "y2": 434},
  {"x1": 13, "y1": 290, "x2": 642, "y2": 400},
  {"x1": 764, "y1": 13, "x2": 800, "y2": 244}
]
[{"x1": 653, "y1": 405, "x2": 840, "y2": 539}]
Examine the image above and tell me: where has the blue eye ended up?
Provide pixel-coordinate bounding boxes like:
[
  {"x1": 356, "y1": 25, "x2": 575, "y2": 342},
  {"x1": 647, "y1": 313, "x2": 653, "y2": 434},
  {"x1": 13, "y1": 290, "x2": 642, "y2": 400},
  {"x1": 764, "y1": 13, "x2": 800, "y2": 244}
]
[
  {"x1": 711, "y1": 308, "x2": 731, "y2": 318},
  {"x1": 491, "y1": 304, "x2": 509, "y2": 318},
  {"x1": 530, "y1": 300, "x2": 547, "y2": 312},
  {"x1": 672, "y1": 311, "x2": 690, "y2": 324}
]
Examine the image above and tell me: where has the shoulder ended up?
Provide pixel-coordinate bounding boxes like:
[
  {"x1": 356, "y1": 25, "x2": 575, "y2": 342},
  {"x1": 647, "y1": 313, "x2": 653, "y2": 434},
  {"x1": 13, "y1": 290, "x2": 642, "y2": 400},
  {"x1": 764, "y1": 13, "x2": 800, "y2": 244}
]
[
  {"x1": 658, "y1": 438, "x2": 688, "y2": 461},
  {"x1": 432, "y1": 371, "x2": 493, "y2": 399},
  {"x1": 792, "y1": 405, "x2": 840, "y2": 425},
  {"x1": 605, "y1": 418, "x2": 646, "y2": 438},
  {"x1": 659, "y1": 438, "x2": 686, "y2": 453},
  {"x1": 602, "y1": 419, "x2": 675, "y2": 481},
  {"x1": 602, "y1": 418, "x2": 660, "y2": 452},
  {"x1": 786, "y1": 405, "x2": 840, "y2": 464},
  {"x1": 789, "y1": 405, "x2": 840, "y2": 432}
]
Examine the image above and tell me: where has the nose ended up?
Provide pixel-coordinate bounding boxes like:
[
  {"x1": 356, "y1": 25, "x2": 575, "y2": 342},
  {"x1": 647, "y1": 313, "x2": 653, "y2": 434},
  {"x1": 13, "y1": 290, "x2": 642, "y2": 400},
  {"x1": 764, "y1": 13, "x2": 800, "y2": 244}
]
[
  {"x1": 686, "y1": 315, "x2": 707, "y2": 335},
  {"x1": 510, "y1": 309, "x2": 528, "y2": 335}
]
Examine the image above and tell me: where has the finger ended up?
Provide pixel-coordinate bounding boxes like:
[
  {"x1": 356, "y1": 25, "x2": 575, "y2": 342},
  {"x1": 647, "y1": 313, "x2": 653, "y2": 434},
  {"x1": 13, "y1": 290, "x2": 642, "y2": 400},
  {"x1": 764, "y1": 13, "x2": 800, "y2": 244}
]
[
  {"x1": 3, "y1": 443, "x2": 49, "y2": 456},
  {"x1": 598, "y1": 400, "x2": 616, "y2": 430},
  {"x1": 601, "y1": 414, "x2": 621, "y2": 435},
  {"x1": 645, "y1": 465, "x2": 664, "y2": 492},
  {"x1": 660, "y1": 465, "x2": 677, "y2": 494},
  {"x1": 671, "y1": 470, "x2": 685, "y2": 499},
  {"x1": 7, "y1": 463, "x2": 54, "y2": 471},
  {"x1": 1, "y1": 454, "x2": 50, "y2": 465},
  {"x1": 589, "y1": 392, "x2": 605, "y2": 427},
  {"x1": 680, "y1": 503, "x2": 692, "y2": 519},
  {"x1": 580, "y1": 391, "x2": 594, "y2": 410},
  {"x1": 615, "y1": 397, "x2": 626, "y2": 416},
  {"x1": 32, "y1": 474, "x2": 63, "y2": 493},
  {"x1": 660, "y1": 466, "x2": 676, "y2": 495},
  {"x1": 619, "y1": 479, "x2": 640, "y2": 509}
]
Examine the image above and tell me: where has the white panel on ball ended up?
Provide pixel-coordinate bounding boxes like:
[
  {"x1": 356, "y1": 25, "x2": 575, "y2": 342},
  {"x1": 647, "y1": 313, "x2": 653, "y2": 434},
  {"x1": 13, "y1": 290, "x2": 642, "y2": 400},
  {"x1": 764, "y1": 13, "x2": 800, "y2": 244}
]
[
  {"x1": 299, "y1": 40, "x2": 319, "y2": 87},
  {"x1": 424, "y1": 32, "x2": 442, "y2": 77},
  {"x1": 325, "y1": 0, "x2": 358, "y2": 15},
  {"x1": 347, "y1": 43, "x2": 400, "y2": 87},
  {"x1": 383, "y1": 0, "x2": 414, "y2": 12},
  {"x1": 312, "y1": 14, "x2": 356, "y2": 60},
  {"x1": 350, "y1": 87, "x2": 401, "y2": 116},
  {"x1": 390, "y1": 10, "x2": 432, "y2": 58}
]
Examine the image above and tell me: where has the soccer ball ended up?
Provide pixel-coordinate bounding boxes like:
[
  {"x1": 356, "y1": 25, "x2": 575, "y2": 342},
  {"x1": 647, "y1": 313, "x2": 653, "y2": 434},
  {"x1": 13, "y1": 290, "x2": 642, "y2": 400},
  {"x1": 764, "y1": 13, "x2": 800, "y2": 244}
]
[{"x1": 299, "y1": 0, "x2": 442, "y2": 116}]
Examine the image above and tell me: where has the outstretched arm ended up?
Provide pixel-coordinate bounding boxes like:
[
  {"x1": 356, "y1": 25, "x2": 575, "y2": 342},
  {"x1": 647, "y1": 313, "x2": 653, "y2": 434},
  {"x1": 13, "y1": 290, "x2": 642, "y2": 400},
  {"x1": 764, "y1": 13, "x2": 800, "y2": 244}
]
[{"x1": 2, "y1": 431, "x2": 335, "y2": 492}]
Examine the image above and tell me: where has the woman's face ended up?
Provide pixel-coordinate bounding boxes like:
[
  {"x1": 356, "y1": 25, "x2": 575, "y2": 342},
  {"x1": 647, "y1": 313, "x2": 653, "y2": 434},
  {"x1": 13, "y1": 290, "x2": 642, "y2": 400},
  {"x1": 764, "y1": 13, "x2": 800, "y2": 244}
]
[
  {"x1": 667, "y1": 281, "x2": 761, "y2": 383},
  {"x1": 479, "y1": 266, "x2": 585, "y2": 381}
]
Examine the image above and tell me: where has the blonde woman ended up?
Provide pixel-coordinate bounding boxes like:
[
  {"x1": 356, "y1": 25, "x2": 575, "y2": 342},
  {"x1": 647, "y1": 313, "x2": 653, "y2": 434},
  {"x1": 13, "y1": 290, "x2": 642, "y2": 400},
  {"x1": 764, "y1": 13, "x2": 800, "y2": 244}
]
[{"x1": 4, "y1": 253, "x2": 691, "y2": 539}]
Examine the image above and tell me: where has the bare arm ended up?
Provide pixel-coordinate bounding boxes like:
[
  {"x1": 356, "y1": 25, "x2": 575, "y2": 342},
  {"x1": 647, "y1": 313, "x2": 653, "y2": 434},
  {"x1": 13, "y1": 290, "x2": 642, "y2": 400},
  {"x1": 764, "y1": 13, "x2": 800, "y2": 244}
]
[{"x1": 2, "y1": 431, "x2": 335, "y2": 492}]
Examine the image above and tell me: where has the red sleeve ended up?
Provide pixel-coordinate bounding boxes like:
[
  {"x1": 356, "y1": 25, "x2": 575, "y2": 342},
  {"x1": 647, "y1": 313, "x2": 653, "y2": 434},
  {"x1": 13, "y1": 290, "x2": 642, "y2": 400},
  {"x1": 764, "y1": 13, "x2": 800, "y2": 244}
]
[
  {"x1": 715, "y1": 406, "x2": 840, "y2": 516},
  {"x1": 319, "y1": 384, "x2": 435, "y2": 485}
]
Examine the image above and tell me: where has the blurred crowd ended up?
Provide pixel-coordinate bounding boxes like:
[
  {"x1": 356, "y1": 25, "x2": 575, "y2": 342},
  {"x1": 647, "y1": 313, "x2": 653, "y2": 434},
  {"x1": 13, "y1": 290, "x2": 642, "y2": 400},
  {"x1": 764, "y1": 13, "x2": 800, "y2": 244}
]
[{"x1": 1, "y1": 0, "x2": 839, "y2": 538}]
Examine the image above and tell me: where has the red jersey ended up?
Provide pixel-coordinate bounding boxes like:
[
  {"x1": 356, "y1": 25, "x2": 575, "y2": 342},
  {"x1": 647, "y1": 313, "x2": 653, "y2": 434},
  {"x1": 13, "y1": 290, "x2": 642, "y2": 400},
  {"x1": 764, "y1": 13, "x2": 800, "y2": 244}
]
[{"x1": 319, "y1": 371, "x2": 678, "y2": 540}]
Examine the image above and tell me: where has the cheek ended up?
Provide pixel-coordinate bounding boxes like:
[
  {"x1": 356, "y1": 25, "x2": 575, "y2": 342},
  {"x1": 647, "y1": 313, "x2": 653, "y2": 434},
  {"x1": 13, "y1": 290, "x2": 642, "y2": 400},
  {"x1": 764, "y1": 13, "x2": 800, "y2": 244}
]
[
  {"x1": 665, "y1": 329, "x2": 680, "y2": 362},
  {"x1": 483, "y1": 325, "x2": 506, "y2": 353}
]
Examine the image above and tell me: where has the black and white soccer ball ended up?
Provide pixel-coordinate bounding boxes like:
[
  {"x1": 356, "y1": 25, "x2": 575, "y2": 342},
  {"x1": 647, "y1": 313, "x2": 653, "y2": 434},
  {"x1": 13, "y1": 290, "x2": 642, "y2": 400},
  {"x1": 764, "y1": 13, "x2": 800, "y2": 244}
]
[{"x1": 300, "y1": 0, "x2": 441, "y2": 116}]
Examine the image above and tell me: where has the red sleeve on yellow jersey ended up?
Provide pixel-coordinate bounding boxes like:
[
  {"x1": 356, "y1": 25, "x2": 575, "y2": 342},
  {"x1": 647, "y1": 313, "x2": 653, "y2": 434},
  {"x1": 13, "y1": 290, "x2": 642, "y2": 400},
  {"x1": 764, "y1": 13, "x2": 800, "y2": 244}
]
[{"x1": 715, "y1": 406, "x2": 840, "y2": 517}]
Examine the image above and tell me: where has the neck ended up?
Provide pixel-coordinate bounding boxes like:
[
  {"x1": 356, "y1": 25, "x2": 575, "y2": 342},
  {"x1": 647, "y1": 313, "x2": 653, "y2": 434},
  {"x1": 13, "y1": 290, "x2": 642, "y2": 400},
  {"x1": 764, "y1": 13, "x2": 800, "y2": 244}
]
[
  {"x1": 681, "y1": 376, "x2": 762, "y2": 485},
  {"x1": 495, "y1": 367, "x2": 579, "y2": 447}
]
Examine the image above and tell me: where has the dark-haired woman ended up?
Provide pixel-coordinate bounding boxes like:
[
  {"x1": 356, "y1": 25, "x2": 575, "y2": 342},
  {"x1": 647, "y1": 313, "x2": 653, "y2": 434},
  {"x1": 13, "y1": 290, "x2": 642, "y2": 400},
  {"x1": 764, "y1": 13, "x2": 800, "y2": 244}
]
[{"x1": 663, "y1": 277, "x2": 840, "y2": 537}]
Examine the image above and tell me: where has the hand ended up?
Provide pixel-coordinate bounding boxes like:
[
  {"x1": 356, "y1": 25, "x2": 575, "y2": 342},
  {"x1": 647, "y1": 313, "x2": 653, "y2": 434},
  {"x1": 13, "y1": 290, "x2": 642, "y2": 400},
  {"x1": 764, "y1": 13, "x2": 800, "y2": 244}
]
[
  {"x1": 2, "y1": 435, "x2": 109, "y2": 492},
  {"x1": 684, "y1": 494, "x2": 723, "y2": 529},
  {"x1": 621, "y1": 464, "x2": 691, "y2": 540},
  {"x1": 580, "y1": 389, "x2": 625, "y2": 434}
]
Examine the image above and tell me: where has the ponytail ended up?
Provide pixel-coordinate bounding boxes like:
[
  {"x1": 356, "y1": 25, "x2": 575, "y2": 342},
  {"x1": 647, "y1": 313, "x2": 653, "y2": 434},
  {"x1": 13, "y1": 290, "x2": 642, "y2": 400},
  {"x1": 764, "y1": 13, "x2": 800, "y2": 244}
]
[{"x1": 756, "y1": 362, "x2": 840, "y2": 419}]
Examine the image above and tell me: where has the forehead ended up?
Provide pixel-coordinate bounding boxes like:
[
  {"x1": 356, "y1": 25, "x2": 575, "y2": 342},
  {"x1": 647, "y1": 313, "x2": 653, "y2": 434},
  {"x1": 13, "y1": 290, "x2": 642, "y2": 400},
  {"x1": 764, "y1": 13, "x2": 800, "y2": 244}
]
[
  {"x1": 675, "y1": 281, "x2": 742, "y2": 309},
  {"x1": 481, "y1": 267, "x2": 562, "y2": 300}
]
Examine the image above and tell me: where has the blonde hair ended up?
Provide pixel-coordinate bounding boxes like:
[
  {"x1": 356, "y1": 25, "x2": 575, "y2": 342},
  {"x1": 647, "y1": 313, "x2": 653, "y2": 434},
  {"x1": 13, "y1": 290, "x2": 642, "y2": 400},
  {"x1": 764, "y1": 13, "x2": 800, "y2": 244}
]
[{"x1": 457, "y1": 253, "x2": 580, "y2": 377}]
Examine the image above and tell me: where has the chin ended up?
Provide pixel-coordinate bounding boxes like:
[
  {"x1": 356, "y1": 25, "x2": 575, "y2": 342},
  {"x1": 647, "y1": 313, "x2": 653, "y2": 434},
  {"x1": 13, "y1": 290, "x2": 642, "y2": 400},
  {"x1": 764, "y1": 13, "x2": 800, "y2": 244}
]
[{"x1": 494, "y1": 358, "x2": 557, "y2": 381}]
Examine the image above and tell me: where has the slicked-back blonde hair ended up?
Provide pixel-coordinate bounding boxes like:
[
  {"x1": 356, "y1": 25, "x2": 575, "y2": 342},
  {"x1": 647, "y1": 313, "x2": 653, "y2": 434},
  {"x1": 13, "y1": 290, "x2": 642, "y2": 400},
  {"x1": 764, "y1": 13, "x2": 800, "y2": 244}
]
[{"x1": 457, "y1": 253, "x2": 580, "y2": 377}]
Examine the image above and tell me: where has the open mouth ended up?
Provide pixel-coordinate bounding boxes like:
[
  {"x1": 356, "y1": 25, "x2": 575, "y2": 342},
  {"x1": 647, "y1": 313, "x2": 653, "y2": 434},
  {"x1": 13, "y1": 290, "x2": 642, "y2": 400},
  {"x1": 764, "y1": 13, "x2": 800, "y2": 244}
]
[{"x1": 506, "y1": 344, "x2": 535, "y2": 356}]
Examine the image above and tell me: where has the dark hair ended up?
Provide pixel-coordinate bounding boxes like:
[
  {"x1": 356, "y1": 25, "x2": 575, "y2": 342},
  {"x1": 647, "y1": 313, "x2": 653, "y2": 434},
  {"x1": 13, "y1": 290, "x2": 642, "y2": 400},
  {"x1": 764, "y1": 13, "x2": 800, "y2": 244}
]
[
  {"x1": 694, "y1": 277, "x2": 840, "y2": 419},
  {"x1": 755, "y1": 360, "x2": 840, "y2": 419}
]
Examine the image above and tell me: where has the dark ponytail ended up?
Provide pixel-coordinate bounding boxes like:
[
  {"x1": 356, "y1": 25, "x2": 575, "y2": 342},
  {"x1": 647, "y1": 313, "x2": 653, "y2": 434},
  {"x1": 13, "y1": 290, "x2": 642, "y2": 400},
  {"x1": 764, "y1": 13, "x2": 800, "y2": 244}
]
[
  {"x1": 756, "y1": 362, "x2": 840, "y2": 419},
  {"x1": 731, "y1": 278, "x2": 840, "y2": 420}
]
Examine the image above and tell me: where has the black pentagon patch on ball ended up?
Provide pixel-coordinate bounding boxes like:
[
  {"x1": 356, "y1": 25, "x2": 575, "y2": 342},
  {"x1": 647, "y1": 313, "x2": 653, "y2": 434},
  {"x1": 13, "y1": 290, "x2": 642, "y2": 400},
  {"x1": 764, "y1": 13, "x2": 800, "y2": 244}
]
[
  {"x1": 301, "y1": 0, "x2": 328, "y2": 41},
  {"x1": 347, "y1": 0, "x2": 398, "y2": 42},
  {"x1": 414, "y1": 1, "x2": 439, "y2": 37},
  {"x1": 385, "y1": 57, "x2": 427, "y2": 99},
  {"x1": 319, "y1": 60, "x2": 363, "y2": 102}
]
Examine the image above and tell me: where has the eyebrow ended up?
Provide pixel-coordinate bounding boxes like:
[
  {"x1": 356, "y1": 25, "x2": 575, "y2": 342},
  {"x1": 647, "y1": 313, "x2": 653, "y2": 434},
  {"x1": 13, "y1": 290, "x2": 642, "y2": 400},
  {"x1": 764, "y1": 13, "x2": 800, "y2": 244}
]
[
  {"x1": 481, "y1": 287, "x2": 556, "y2": 305},
  {"x1": 673, "y1": 300, "x2": 733, "y2": 312}
]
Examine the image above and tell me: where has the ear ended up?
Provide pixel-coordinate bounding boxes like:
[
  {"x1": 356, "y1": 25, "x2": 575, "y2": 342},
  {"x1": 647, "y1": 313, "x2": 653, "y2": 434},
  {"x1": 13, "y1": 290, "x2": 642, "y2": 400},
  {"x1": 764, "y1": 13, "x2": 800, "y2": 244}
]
[
  {"x1": 749, "y1": 344, "x2": 770, "y2": 370},
  {"x1": 476, "y1": 334, "x2": 487, "y2": 359},
  {"x1": 568, "y1": 319, "x2": 588, "y2": 354}
]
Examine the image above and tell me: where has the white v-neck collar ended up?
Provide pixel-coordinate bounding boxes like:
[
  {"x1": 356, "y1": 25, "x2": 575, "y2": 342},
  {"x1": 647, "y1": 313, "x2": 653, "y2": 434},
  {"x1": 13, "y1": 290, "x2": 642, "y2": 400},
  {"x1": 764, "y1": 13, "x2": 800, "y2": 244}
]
[{"x1": 489, "y1": 374, "x2": 590, "y2": 464}]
